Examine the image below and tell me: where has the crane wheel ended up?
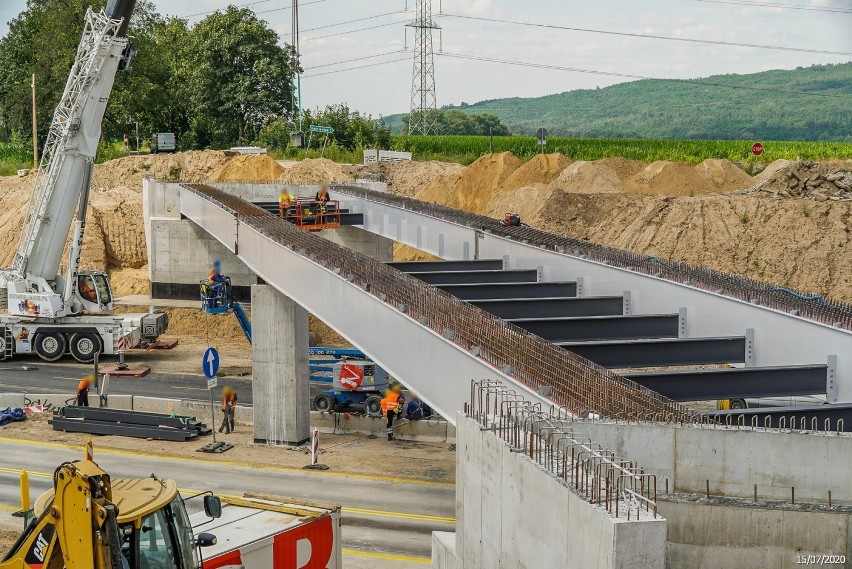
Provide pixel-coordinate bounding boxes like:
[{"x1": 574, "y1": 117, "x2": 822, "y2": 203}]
[
  {"x1": 314, "y1": 394, "x2": 336, "y2": 413},
  {"x1": 364, "y1": 395, "x2": 382, "y2": 417},
  {"x1": 70, "y1": 333, "x2": 102, "y2": 363},
  {"x1": 34, "y1": 333, "x2": 66, "y2": 362}
]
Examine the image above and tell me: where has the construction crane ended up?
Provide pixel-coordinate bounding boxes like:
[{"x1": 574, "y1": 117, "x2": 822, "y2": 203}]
[{"x1": 0, "y1": 0, "x2": 168, "y2": 363}]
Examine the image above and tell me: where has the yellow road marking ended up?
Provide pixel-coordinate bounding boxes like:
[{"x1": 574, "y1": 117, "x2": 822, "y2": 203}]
[
  {"x1": 0, "y1": 504, "x2": 17, "y2": 512},
  {"x1": 0, "y1": 436, "x2": 453, "y2": 487},
  {"x1": 0, "y1": 469, "x2": 456, "y2": 525},
  {"x1": 169, "y1": 386, "x2": 207, "y2": 391},
  {"x1": 343, "y1": 549, "x2": 431, "y2": 564}
]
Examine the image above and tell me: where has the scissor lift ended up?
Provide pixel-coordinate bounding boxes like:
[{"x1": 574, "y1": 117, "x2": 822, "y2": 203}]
[{"x1": 280, "y1": 198, "x2": 342, "y2": 231}]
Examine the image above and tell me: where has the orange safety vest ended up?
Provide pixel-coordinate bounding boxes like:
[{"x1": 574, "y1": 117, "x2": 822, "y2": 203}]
[
  {"x1": 381, "y1": 392, "x2": 402, "y2": 417},
  {"x1": 222, "y1": 392, "x2": 237, "y2": 410},
  {"x1": 78, "y1": 379, "x2": 91, "y2": 393}
]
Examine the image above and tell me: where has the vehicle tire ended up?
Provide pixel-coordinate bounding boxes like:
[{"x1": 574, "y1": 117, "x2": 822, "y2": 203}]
[
  {"x1": 0, "y1": 327, "x2": 9, "y2": 360},
  {"x1": 729, "y1": 398, "x2": 748, "y2": 410},
  {"x1": 314, "y1": 394, "x2": 336, "y2": 413},
  {"x1": 34, "y1": 333, "x2": 66, "y2": 362},
  {"x1": 364, "y1": 395, "x2": 382, "y2": 417},
  {"x1": 69, "y1": 333, "x2": 102, "y2": 363}
]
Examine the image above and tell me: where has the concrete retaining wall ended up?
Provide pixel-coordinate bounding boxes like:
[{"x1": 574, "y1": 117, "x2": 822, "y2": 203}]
[
  {"x1": 659, "y1": 496, "x2": 852, "y2": 569},
  {"x1": 0, "y1": 393, "x2": 453, "y2": 442},
  {"x1": 442, "y1": 415, "x2": 666, "y2": 569},
  {"x1": 568, "y1": 420, "x2": 852, "y2": 503}
]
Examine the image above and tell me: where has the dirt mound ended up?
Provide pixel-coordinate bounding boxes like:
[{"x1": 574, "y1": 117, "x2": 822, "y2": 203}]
[
  {"x1": 278, "y1": 158, "x2": 351, "y2": 185},
  {"x1": 502, "y1": 153, "x2": 571, "y2": 192},
  {"x1": 626, "y1": 160, "x2": 715, "y2": 196},
  {"x1": 749, "y1": 161, "x2": 852, "y2": 201},
  {"x1": 695, "y1": 159, "x2": 753, "y2": 192},
  {"x1": 551, "y1": 161, "x2": 623, "y2": 194},
  {"x1": 109, "y1": 267, "x2": 150, "y2": 297},
  {"x1": 393, "y1": 243, "x2": 443, "y2": 262},
  {"x1": 212, "y1": 154, "x2": 285, "y2": 182},
  {"x1": 362, "y1": 160, "x2": 466, "y2": 197},
  {"x1": 485, "y1": 183, "x2": 555, "y2": 221},
  {"x1": 93, "y1": 151, "x2": 232, "y2": 189},
  {"x1": 596, "y1": 157, "x2": 646, "y2": 182},
  {"x1": 417, "y1": 152, "x2": 521, "y2": 214}
]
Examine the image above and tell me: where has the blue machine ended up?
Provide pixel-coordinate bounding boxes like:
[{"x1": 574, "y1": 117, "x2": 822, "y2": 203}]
[
  {"x1": 308, "y1": 347, "x2": 388, "y2": 416},
  {"x1": 200, "y1": 279, "x2": 252, "y2": 344}
]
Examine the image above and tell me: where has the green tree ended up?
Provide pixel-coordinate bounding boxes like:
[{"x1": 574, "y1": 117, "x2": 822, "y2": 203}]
[
  {"x1": 301, "y1": 103, "x2": 391, "y2": 151},
  {"x1": 186, "y1": 7, "x2": 296, "y2": 147},
  {"x1": 402, "y1": 109, "x2": 510, "y2": 136}
]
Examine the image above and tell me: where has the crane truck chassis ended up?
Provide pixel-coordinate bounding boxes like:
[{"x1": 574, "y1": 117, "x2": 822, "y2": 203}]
[{"x1": 0, "y1": 0, "x2": 169, "y2": 363}]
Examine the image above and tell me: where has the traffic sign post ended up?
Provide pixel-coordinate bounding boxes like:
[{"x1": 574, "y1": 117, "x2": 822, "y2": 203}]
[
  {"x1": 309, "y1": 125, "x2": 334, "y2": 134},
  {"x1": 203, "y1": 347, "x2": 220, "y2": 443},
  {"x1": 536, "y1": 128, "x2": 548, "y2": 154},
  {"x1": 307, "y1": 125, "x2": 334, "y2": 159},
  {"x1": 752, "y1": 142, "x2": 764, "y2": 157}
]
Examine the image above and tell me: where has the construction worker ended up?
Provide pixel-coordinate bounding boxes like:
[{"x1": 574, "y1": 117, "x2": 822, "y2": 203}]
[
  {"x1": 404, "y1": 392, "x2": 432, "y2": 421},
  {"x1": 279, "y1": 190, "x2": 296, "y2": 217},
  {"x1": 207, "y1": 260, "x2": 228, "y2": 309},
  {"x1": 78, "y1": 275, "x2": 97, "y2": 302},
  {"x1": 219, "y1": 386, "x2": 237, "y2": 433},
  {"x1": 76, "y1": 374, "x2": 95, "y2": 407},
  {"x1": 381, "y1": 382, "x2": 405, "y2": 441},
  {"x1": 315, "y1": 185, "x2": 331, "y2": 223}
]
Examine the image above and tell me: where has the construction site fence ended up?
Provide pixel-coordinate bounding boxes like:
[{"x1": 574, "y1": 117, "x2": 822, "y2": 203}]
[
  {"x1": 468, "y1": 379, "x2": 658, "y2": 520},
  {"x1": 332, "y1": 185, "x2": 852, "y2": 330},
  {"x1": 182, "y1": 184, "x2": 689, "y2": 423}
]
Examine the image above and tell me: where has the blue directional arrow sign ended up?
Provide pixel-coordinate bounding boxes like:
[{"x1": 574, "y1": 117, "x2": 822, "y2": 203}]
[{"x1": 203, "y1": 347, "x2": 220, "y2": 379}]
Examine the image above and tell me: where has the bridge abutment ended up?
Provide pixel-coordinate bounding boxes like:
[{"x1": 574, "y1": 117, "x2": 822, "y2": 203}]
[{"x1": 251, "y1": 284, "x2": 310, "y2": 446}]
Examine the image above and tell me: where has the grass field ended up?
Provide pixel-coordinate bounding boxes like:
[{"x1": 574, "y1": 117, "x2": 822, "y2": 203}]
[
  {"x1": 0, "y1": 142, "x2": 33, "y2": 176},
  {"x1": 390, "y1": 136, "x2": 852, "y2": 166}
]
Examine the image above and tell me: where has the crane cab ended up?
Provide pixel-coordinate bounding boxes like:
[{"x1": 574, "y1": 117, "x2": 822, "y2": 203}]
[{"x1": 76, "y1": 271, "x2": 114, "y2": 313}]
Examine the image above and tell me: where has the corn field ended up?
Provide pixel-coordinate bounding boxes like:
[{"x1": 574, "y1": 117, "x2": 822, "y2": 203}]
[{"x1": 391, "y1": 135, "x2": 852, "y2": 166}]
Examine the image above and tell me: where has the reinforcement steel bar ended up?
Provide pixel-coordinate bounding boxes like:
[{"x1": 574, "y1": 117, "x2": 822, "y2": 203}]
[
  {"x1": 557, "y1": 337, "x2": 747, "y2": 368},
  {"x1": 472, "y1": 296, "x2": 624, "y2": 319},
  {"x1": 437, "y1": 281, "x2": 577, "y2": 300},
  {"x1": 333, "y1": 185, "x2": 852, "y2": 329},
  {"x1": 509, "y1": 314, "x2": 680, "y2": 342},
  {"x1": 181, "y1": 183, "x2": 690, "y2": 423},
  {"x1": 389, "y1": 259, "x2": 504, "y2": 272},
  {"x1": 711, "y1": 403, "x2": 852, "y2": 432},
  {"x1": 622, "y1": 365, "x2": 828, "y2": 401},
  {"x1": 410, "y1": 269, "x2": 538, "y2": 285}
]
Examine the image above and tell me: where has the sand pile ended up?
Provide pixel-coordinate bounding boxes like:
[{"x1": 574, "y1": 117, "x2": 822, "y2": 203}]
[
  {"x1": 502, "y1": 153, "x2": 571, "y2": 191},
  {"x1": 552, "y1": 161, "x2": 623, "y2": 194},
  {"x1": 418, "y1": 152, "x2": 521, "y2": 214},
  {"x1": 93, "y1": 151, "x2": 232, "y2": 188},
  {"x1": 754, "y1": 159, "x2": 793, "y2": 181},
  {"x1": 278, "y1": 158, "x2": 351, "y2": 184},
  {"x1": 748, "y1": 161, "x2": 852, "y2": 201},
  {"x1": 695, "y1": 159, "x2": 754, "y2": 192},
  {"x1": 596, "y1": 157, "x2": 647, "y2": 182},
  {"x1": 484, "y1": 183, "x2": 554, "y2": 221},
  {"x1": 626, "y1": 160, "x2": 715, "y2": 196},
  {"x1": 212, "y1": 154, "x2": 285, "y2": 182},
  {"x1": 359, "y1": 160, "x2": 466, "y2": 197},
  {"x1": 109, "y1": 267, "x2": 150, "y2": 297}
]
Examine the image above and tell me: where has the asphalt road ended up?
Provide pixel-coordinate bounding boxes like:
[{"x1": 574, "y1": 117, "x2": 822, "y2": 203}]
[
  {"x1": 0, "y1": 437, "x2": 453, "y2": 563},
  {"x1": 0, "y1": 362, "x2": 334, "y2": 405}
]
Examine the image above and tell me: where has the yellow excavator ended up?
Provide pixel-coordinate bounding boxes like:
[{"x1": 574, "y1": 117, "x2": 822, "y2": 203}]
[{"x1": 1, "y1": 460, "x2": 222, "y2": 569}]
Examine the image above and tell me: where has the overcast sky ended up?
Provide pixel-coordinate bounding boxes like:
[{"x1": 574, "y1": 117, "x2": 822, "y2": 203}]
[{"x1": 1, "y1": 1, "x2": 850, "y2": 117}]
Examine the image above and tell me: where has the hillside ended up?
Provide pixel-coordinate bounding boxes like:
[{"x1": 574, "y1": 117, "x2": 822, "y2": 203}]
[{"x1": 385, "y1": 63, "x2": 852, "y2": 141}]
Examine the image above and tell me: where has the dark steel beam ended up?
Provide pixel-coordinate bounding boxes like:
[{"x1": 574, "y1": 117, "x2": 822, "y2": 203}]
[
  {"x1": 510, "y1": 314, "x2": 680, "y2": 341},
  {"x1": 622, "y1": 365, "x2": 827, "y2": 402},
  {"x1": 390, "y1": 259, "x2": 504, "y2": 273},
  {"x1": 472, "y1": 296, "x2": 623, "y2": 319},
  {"x1": 412, "y1": 269, "x2": 538, "y2": 285},
  {"x1": 62, "y1": 407, "x2": 207, "y2": 431},
  {"x1": 709, "y1": 403, "x2": 852, "y2": 432},
  {"x1": 437, "y1": 281, "x2": 577, "y2": 301},
  {"x1": 557, "y1": 337, "x2": 747, "y2": 368},
  {"x1": 49, "y1": 418, "x2": 197, "y2": 441}
]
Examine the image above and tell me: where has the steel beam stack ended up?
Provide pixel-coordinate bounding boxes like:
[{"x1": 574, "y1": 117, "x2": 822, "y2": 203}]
[{"x1": 50, "y1": 407, "x2": 212, "y2": 441}]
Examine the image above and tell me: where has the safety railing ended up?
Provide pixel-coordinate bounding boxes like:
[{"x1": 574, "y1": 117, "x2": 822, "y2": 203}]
[
  {"x1": 468, "y1": 379, "x2": 658, "y2": 520},
  {"x1": 333, "y1": 185, "x2": 852, "y2": 329},
  {"x1": 181, "y1": 183, "x2": 690, "y2": 423}
]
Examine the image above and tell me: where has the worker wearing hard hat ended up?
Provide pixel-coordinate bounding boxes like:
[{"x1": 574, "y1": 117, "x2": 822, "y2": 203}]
[
  {"x1": 279, "y1": 190, "x2": 296, "y2": 216},
  {"x1": 219, "y1": 386, "x2": 238, "y2": 434},
  {"x1": 381, "y1": 382, "x2": 405, "y2": 441},
  {"x1": 76, "y1": 374, "x2": 95, "y2": 407}
]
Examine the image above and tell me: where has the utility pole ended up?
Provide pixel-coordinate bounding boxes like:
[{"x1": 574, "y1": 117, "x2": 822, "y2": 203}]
[
  {"x1": 407, "y1": 0, "x2": 440, "y2": 135},
  {"x1": 292, "y1": 0, "x2": 302, "y2": 134},
  {"x1": 31, "y1": 73, "x2": 38, "y2": 168}
]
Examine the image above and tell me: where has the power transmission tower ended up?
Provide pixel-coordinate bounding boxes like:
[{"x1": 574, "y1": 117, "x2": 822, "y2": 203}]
[{"x1": 406, "y1": 0, "x2": 440, "y2": 135}]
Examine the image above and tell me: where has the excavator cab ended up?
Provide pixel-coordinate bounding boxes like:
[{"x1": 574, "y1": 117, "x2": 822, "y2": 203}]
[{"x1": 76, "y1": 271, "x2": 114, "y2": 313}]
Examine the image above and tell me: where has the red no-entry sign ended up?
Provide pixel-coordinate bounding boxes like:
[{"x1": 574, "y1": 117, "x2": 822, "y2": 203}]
[{"x1": 751, "y1": 142, "x2": 764, "y2": 156}]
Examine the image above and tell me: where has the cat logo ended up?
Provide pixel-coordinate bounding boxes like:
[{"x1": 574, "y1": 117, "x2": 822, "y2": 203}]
[{"x1": 24, "y1": 524, "x2": 55, "y2": 568}]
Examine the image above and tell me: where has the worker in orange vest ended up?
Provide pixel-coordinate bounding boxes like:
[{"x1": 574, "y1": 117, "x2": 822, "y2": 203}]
[
  {"x1": 381, "y1": 382, "x2": 405, "y2": 441},
  {"x1": 219, "y1": 386, "x2": 237, "y2": 433},
  {"x1": 76, "y1": 374, "x2": 95, "y2": 407}
]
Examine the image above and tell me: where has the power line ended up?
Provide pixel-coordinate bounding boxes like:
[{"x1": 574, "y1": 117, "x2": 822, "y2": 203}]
[
  {"x1": 302, "y1": 57, "x2": 410, "y2": 78},
  {"x1": 438, "y1": 13, "x2": 852, "y2": 57},
  {"x1": 181, "y1": 0, "x2": 328, "y2": 20},
  {"x1": 691, "y1": 0, "x2": 852, "y2": 13},
  {"x1": 300, "y1": 20, "x2": 403, "y2": 42},
  {"x1": 436, "y1": 52, "x2": 852, "y2": 100},
  {"x1": 305, "y1": 50, "x2": 407, "y2": 70},
  {"x1": 281, "y1": 10, "x2": 406, "y2": 36}
]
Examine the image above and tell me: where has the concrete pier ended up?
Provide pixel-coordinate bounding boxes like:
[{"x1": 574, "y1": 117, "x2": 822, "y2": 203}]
[{"x1": 251, "y1": 284, "x2": 310, "y2": 445}]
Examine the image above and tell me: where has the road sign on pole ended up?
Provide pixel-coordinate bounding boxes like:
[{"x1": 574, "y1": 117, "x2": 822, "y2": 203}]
[
  {"x1": 536, "y1": 128, "x2": 548, "y2": 152},
  {"x1": 203, "y1": 347, "x2": 220, "y2": 379},
  {"x1": 309, "y1": 125, "x2": 334, "y2": 134},
  {"x1": 751, "y1": 142, "x2": 764, "y2": 156}
]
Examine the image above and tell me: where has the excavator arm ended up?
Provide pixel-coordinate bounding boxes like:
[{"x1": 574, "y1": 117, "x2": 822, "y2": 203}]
[{"x1": 0, "y1": 461, "x2": 123, "y2": 569}]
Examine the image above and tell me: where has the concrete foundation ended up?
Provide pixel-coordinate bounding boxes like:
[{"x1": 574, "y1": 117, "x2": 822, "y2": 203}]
[
  {"x1": 440, "y1": 415, "x2": 667, "y2": 569},
  {"x1": 251, "y1": 284, "x2": 310, "y2": 445}
]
